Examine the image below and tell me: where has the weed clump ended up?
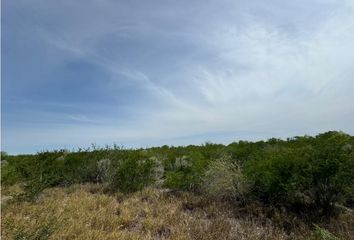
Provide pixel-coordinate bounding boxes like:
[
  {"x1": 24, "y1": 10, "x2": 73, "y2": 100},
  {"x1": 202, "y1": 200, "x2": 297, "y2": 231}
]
[{"x1": 202, "y1": 155, "x2": 249, "y2": 201}]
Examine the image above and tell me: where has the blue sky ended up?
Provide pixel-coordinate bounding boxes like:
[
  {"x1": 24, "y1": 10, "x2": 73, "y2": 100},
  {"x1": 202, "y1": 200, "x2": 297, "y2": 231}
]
[{"x1": 2, "y1": 0, "x2": 354, "y2": 154}]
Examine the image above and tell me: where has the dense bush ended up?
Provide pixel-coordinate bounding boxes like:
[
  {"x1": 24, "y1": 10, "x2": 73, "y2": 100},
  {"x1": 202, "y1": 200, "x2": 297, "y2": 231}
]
[
  {"x1": 1, "y1": 154, "x2": 35, "y2": 185},
  {"x1": 245, "y1": 132, "x2": 354, "y2": 213},
  {"x1": 1, "y1": 161, "x2": 22, "y2": 186},
  {"x1": 1, "y1": 131, "x2": 353, "y2": 214},
  {"x1": 60, "y1": 152, "x2": 99, "y2": 184},
  {"x1": 108, "y1": 152, "x2": 157, "y2": 193},
  {"x1": 164, "y1": 152, "x2": 209, "y2": 191}
]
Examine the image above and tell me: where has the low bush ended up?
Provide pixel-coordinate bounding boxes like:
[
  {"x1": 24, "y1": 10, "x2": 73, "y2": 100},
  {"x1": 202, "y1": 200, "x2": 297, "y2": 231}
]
[
  {"x1": 109, "y1": 152, "x2": 156, "y2": 193},
  {"x1": 164, "y1": 152, "x2": 209, "y2": 191}
]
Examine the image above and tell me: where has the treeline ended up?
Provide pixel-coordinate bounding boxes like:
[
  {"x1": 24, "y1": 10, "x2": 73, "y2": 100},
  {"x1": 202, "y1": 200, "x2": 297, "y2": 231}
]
[{"x1": 1, "y1": 131, "x2": 353, "y2": 216}]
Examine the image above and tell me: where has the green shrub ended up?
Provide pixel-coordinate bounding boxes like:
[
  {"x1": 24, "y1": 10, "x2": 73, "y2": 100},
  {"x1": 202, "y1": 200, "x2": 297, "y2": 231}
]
[
  {"x1": 1, "y1": 155, "x2": 36, "y2": 185},
  {"x1": 164, "y1": 152, "x2": 209, "y2": 191},
  {"x1": 109, "y1": 152, "x2": 156, "y2": 193},
  {"x1": 307, "y1": 132, "x2": 354, "y2": 211},
  {"x1": 245, "y1": 131, "x2": 354, "y2": 213},
  {"x1": 245, "y1": 146, "x2": 301, "y2": 203},
  {"x1": 2, "y1": 131, "x2": 352, "y2": 215},
  {"x1": 19, "y1": 152, "x2": 66, "y2": 200},
  {"x1": 1, "y1": 164, "x2": 23, "y2": 186},
  {"x1": 15, "y1": 150, "x2": 101, "y2": 200},
  {"x1": 61, "y1": 152, "x2": 98, "y2": 184}
]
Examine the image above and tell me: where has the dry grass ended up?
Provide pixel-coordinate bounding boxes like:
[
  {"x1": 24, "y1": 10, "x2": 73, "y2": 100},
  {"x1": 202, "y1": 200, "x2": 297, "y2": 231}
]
[{"x1": 1, "y1": 184, "x2": 353, "y2": 239}]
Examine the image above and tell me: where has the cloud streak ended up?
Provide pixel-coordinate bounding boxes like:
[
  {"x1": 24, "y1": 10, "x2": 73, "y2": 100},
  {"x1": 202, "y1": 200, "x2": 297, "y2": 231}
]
[{"x1": 2, "y1": 0, "x2": 354, "y2": 153}]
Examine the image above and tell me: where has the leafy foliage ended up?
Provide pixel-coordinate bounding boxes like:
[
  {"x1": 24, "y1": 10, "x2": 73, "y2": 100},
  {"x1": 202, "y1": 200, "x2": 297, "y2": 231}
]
[
  {"x1": 109, "y1": 151, "x2": 157, "y2": 193},
  {"x1": 1, "y1": 131, "x2": 353, "y2": 215},
  {"x1": 245, "y1": 131, "x2": 354, "y2": 213},
  {"x1": 164, "y1": 152, "x2": 209, "y2": 190}
]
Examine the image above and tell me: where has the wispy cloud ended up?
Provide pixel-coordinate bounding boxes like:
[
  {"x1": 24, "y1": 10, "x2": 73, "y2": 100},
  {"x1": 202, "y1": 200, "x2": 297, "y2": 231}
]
[{"x1": 3, "y1": 0, "x2": 354, "y2": 153}]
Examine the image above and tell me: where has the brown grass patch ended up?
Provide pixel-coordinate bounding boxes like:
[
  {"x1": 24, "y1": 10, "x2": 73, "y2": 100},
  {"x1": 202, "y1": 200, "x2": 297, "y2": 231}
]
[{"x1": 2, "y1": 184, "x2": 352, "y2": 239}]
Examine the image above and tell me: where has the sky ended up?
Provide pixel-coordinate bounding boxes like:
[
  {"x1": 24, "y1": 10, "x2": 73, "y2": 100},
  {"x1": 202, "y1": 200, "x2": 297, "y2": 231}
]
[{"x1": 2, "y1": 0, "x2": 354, "y2": 154}]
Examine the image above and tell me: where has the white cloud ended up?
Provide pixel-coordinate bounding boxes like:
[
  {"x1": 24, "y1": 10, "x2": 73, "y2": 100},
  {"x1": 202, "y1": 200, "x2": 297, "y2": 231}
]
[{"x1": 4, "y1": 0, "x2": 354, "y2": 153}]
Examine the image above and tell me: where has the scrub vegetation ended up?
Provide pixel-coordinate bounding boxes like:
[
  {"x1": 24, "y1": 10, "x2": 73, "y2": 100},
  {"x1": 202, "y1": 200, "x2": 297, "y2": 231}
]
[{"x1": 1, "y1": 131, "x2": 354, "y2": 239}]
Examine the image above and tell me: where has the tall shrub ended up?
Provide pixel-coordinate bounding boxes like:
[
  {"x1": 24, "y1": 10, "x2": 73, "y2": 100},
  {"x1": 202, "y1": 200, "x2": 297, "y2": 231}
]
[{"x1": 245, "y1": 131, "x2": 354, "y2": 213}]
